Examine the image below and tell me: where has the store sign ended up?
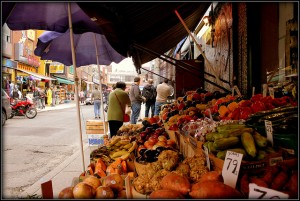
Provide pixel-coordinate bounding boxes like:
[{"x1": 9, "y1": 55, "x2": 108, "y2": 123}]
[
  {"x1": 50, "y1": 64, "x2": 64, "y2": 73},
  {"x1": 17, "y1": 63, "x2": 36, "y2": 73},
  {"x1": 27, "y1": 30, "x2": 35, "y2": 40},
  {"x1": 2, "y1": 58, "x2": 17, "y2": 69},
  {"x1": 14, "y1": 43, "x2": 40, "y2": 67}
]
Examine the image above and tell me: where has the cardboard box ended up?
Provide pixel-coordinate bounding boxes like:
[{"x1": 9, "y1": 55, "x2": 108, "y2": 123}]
[{"x1": 87, "y1": 134, "x2": 105, "y2": 146}]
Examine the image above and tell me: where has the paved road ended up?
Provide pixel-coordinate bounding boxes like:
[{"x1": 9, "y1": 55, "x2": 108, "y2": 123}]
[{"x1": 2, "y1": 104, "x2": 101, "y2": 199}]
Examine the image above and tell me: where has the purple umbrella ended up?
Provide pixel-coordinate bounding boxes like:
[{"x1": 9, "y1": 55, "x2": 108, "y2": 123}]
[
  {"x1": 34, "y1": 30, "x2": 125, "y2": 66},
  {"x1": 2, "y1": 2, "x2": 104, "y2": 35}
]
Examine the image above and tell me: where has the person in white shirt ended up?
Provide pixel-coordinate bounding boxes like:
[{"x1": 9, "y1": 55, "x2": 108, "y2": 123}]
[{"x1": 155, "y1": 78, "x2": 172, "y2": 116}]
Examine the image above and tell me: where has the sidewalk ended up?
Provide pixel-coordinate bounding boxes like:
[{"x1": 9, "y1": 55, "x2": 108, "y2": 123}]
[
  {"x1": 21, "y1": 100, "x2": 91, "y2": 198},
  {"x1": 37, "y1": 100, "x2": 77, "y2": 113}
]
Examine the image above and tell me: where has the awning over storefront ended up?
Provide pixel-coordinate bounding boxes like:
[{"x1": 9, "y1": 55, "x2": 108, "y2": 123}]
[
  {"x1": 55, "y1": 77, "x2": 75, "y2": 85},
  {"x1": 17, "y1": 68, "x2": 56, "y2": 81}
]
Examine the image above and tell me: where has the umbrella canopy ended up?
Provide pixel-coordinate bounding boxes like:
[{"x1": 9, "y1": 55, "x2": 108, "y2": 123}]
[
  {"x1": 34, "y1": 30, "x2": 126, "y2": 66},
  {"x1": 2, "y1": 2, "x2": 104, "y2": 35}
]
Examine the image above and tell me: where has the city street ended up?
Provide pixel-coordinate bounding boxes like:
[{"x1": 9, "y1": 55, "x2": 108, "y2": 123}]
[{"x1": 2, "y1": 103, "x2": 101, "y2": 198}]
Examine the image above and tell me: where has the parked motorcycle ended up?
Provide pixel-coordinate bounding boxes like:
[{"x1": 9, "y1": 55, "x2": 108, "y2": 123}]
[{"x1": 8, "y1": 97, "x2": 38, "y2": 119}]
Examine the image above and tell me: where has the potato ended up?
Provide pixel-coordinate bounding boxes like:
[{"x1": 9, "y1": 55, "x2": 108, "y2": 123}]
[
  {"x1": 189, "y1": 180, "x2": 242, "y2": 199},
  {"x1": 198, "y1": 171, "x2": 223, "y2": 183},
  {"x1": 149, "y1": 189, "x2": 185, "y2": 199},
  {"x1": 160, "y1": 172, "x2": 190, "y2": 195}
]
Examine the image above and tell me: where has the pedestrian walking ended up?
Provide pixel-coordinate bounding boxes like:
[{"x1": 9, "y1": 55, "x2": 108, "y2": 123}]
[
  {"x1": 107, "y1": 81, "x2": 131, "y2": 137},
  {"x1": 142, "y1": 79, "x2": 156, "y2": 118},
  {"x1": 52, "y1": 87, "x2": 56, "y2": 107},
  {"x1": 46, "y1": 87, "x2": 52, "y2": 106},
  {"x1": 155, "y1": 78, "x2": 172, "y2": 116},
  {"x1": 79, "y1": 90, "x2": 85, "y2": 104},
  {"x1": 129, "y1": 76, "x2": 146, "y2": 124},
  {"x1": 91, "y1": 85, "x2": 102, "y2": 119},
  {"x1": 39, "y1": 88, "x2": 46, "y2": 109}
]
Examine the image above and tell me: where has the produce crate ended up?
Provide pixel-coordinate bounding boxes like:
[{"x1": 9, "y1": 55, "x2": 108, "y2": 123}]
[
  {"x1": 86, "y1": 120, "x2": 108, "y2": 134},
  {"x1": 86, "y1": 120, "x2": 109, "y2": 147}
]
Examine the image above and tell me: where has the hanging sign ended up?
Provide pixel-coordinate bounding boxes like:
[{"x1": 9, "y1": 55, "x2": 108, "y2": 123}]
[
  {"x1": 262, "y1": 84, "x2": 268, "y2": 97},
  {"x1": 252, "y1": 87, "x2": 255, "y2": 97},
  {"x1": 222, "y1": 150, "x2": 243, "y2": 189}
]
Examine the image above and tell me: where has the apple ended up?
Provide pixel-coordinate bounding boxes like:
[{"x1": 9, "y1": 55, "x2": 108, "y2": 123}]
[
  {"x1": 144, "y1": 141, "x2": 155, "y2": 149},
  {"x1": 155, "y1": 141, "x2": 166, "y2": 147},
  {"x1": 58, "y1": 187, "x2": 74, "y2": 199},
  {"x1": 95, "y1": 186, "x2": 115, "y2": 199},
  {"x1": 148, "y1": 136, "x2": 158, "y2": 144},
  {"x1": 73, "y1": 182, "x2": 95, "y2": 199},
  {"x1": 82, "y1": 175, "x2": 102, "y2": 190},
  {"x1": 139, "y1": 131, "x2": 147, "y2": 139},
  {"x1": 102, "y1": 173, "x2": 124, "y2": 193}
]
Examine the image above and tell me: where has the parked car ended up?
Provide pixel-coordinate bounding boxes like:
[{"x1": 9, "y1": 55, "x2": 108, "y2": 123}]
[{"x1": 2, "y1": 89, "x2": 12, "y2": 126}]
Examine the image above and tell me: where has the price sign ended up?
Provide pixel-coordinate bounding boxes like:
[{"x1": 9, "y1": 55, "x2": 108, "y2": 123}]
[
  {"x1": 252, "y1": 87, "x2": 255, "y2": 97},
  {"x1": 264, "y1": 120, "x2": 273, "y2": 146},
  {"x1": 249, "y1": 183, "x2": 289, "y2": 199},
  {"x1": 203, "y1": 146, "x2": 211, "y2": 171},
  {"x1": 232, "y1": 87, "x2": 235, "y2": 96},
  {"x1": 268, "y1": 87, "x2": 274, "y2": 98},
  {"x1": 222, "y1": 150, "x2": 243, "y2": 188},
  {"x1": 234, "y1": 85, "x2": 242, "y2": 97}
]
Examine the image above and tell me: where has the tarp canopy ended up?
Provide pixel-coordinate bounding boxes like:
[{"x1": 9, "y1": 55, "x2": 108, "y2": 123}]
[
  {"x1": 77, "y1": 2, "x2": 210, "y2": 71},
  {"x1": 17, "y1": 69, "x2": 56, "y2": 81},
  {"x1": 55, "y1": 77, "x2": 75, "y2": 85}
]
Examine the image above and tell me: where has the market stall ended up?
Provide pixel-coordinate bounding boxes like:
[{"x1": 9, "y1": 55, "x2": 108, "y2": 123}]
[{"x1": 49, "y1": 86, "x2": 297, "y2": 199}]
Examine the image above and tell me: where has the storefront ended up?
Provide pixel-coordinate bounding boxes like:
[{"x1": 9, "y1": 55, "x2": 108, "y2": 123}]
[
  {"x1": 17, "y1": 63, "x2": 56, "y2": 96},
  {"x1": 2, "y1": 58, "x2": 18, "y2": 95}
]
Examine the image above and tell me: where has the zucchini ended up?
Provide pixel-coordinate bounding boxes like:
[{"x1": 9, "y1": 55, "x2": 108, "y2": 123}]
[
  {"x1": 213, "y1": 136, "x2": 240, "y2": 150},
  {"x1": 253, "y1": 131, "x2": 268, "y2": 148},
  {"x1": 241, "y1": 132, "x2": 257, "y2": 158}
]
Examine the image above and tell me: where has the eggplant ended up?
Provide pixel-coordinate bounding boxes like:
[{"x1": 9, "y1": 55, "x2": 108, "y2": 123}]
[
  {"x1": 139, "y1": 148, "x2": 147, "y2": 157},
  {"x1": 155, "y1": 146, "x2": 165, "y2": 153}
]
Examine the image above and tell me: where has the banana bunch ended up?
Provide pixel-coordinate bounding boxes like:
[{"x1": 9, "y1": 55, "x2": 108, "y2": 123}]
[
  {"x1": 107, "y1": 137, "x2": 137, "y2": 161},
  {"x1": 204, "y1": 123, "x2": 275, "y2": 161}
]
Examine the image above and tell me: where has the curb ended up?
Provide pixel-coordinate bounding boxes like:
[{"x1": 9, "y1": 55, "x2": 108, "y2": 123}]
[{"x1": 20, "y1": 143, "x2": 89, "y2": 198}]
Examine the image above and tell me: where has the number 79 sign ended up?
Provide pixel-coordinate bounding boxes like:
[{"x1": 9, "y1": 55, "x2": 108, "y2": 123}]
[{"x1": 222, "y1": 150, "x2": 243, "y2": 189}]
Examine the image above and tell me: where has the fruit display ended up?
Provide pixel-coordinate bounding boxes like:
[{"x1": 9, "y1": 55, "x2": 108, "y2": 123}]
[
  {"x1": 58, "y1": 173, "x2": 127, "y2": 199},
  {"x1": 116, "y1": 123, "x2": 144, "y2": 136}
]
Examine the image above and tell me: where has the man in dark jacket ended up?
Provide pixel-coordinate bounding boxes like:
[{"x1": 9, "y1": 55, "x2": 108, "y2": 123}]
[
  {"x1": 142, "y1": 79, "x2": 156, "y2": 117},
  {"x1": 129, "y1": 77, "x2": 146, "y2": 124}
]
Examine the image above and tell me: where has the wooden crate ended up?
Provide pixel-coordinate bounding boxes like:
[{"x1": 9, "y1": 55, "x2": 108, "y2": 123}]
[{"x1": 86, "y1": 120, "x2": 108, "y2": 134}]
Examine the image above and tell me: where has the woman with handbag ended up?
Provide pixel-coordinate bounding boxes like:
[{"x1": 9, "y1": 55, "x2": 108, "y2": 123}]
[{"x1": 107, "y1": 81, "x2": 131, "y2": 137}]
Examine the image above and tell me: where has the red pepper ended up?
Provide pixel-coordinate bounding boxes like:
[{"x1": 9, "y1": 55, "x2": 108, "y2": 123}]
[
  {"x1": 261, "y1": 96, "x2": 273, "y2": 104},
  {"x1": 264, "y1": 102, "x2": 275, "y2": 110},
  {"x1": 238, "y1": 100, "x2": 252, "y2": 107},
  {"x1": 251, "y1": 101, "x2": 266, "y2": 113},
  {"x1": 239, "y1": 107, "x2": 252, "y2": 120},
  {"x1": 231, "y1": 107, "x2": 241, "y2": 120},
  {"x1": 271, "y1": 98, "x2": 285, "y2": 107},
  {"x1": 250, "y1": 94, "x2": 263, "y2": 102}
]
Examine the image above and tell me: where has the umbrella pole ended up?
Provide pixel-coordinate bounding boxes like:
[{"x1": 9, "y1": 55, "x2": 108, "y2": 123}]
[
  {"x1": 93, "y1": 33, "x2": 107, "y2": 136},
  {"x1": 67, "y1": 3, "x2": 85, "y2": 172}
]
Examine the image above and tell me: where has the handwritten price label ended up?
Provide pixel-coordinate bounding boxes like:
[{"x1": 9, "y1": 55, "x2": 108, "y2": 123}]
[
  {"x1": 234, "y1": 85, "x2": 242, "y2": 97},
  {"x1": 249, "y1": 183, "x2": 289, "y2": 199},
  {"x1": 222, "y1": 150, "x2": 243, "y2": 188},
  {"x1": 264, "y1": 120, "x2": 273, "y2": 146}
]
